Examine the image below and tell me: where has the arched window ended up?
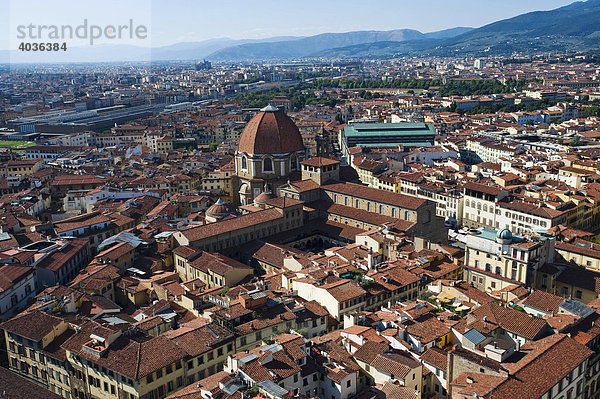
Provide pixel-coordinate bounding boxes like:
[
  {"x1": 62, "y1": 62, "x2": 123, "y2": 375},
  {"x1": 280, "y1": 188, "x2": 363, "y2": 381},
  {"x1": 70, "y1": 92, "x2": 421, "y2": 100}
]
[
  {"x1": 263, "y1": 158, "x2": 273, "y2": 172},
  {"x1": 241, "y1": 156, "x2": 247, "y2": 170},
  {"x1": 291, "y1": 156, "x2": 298, "y2": 170}
]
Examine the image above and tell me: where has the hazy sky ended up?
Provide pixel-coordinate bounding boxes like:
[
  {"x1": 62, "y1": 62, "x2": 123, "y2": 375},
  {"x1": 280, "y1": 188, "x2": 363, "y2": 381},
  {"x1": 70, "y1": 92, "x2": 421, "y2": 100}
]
[{"x1": 1, "y1": 0, "x2": 579, "y2": 49}]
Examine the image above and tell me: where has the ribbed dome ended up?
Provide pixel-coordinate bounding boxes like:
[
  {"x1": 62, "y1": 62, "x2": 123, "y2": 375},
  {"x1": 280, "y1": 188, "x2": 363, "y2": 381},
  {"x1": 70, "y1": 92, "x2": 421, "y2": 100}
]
[
  {"x1": 237, "y1": 105, "x2": 304, "y2": 155},
  {"x1": 206, "y1": 198, "x2": 232, "y2": 218},
  {"x1": 254, "y1": 190, "x2": 276, "y2": 204}
]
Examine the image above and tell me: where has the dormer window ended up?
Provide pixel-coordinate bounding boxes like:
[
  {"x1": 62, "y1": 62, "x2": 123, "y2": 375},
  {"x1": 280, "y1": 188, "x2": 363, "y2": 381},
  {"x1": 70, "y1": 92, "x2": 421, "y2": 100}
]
[{"x1": 263, "y1": 157, "x2": 273, "y2": 173}]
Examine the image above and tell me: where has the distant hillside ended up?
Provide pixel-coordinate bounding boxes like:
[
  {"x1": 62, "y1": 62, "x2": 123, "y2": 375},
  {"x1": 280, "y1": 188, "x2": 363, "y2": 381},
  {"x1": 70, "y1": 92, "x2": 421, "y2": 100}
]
[
  {"x1": 150, "y1": 36, "x2": 303, "y2": 61},
  {"x1": 207, "y1": 29, "x2": 426, "y2": 61},
  {"x1": 423, "y1": 27, "x2": 474, "y2": 39},
  {"x1": 207, "y1": 27, "x2": 474, "y2": 61},
  {"x1": 435, "y1": 0, "x2": 600, "y2": 55},
  {"x1": 317, "y1": 0, "x2": 600, "y2": 58},
  {"x1": 309, "y1": 40, "x2": 438, "y2": 58}
]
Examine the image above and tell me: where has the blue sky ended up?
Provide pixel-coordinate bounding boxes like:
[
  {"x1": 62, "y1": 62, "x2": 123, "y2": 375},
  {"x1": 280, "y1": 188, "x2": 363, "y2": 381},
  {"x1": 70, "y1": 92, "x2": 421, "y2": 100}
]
[{"x1": 1, "y1": 0, "x2": 578, "y2": 49}]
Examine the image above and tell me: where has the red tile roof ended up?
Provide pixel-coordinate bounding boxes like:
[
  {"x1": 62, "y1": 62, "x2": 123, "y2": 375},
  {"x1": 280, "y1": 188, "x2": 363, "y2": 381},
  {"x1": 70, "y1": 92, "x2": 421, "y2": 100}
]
[
  {"x1": 52, "y1": 174, "x2": 106, "y2": 186},
  {"x1": 491, "y1": 334, "x2": 592, "y2": 399},
  {"x1": 237, "y1": 108, "x2": 304, "y2": 155},
  {"x1": 323, "y1": 182, "x2": 427, "y2": 210},
  {"x1": 179, "y1": 208, "x2": 283, "y2": 242},
  {"x1": 190, "y1": 252, "x2": 252, "y2": 276},
  {"x1": 468, "y1": 303, "x2": 549, "y2": 340},
  {"x1": 0, "y1": 311, "x2": 64, "y2": 342},
  {"x1": 521, "y1": 290, "x2": 564, "y2": 313},
  {"x1": 0, "y1": 367, "x2": 61, "y2": 399},
  {"x1": 371, "y1": 351, "x2": 420, "y2": 378},
  {"x1": 0, "y1": 263, "x2": 34, "y2": 293},
  {"x1": 301, "y1": 157, "x2": 340, "y2": 167}
]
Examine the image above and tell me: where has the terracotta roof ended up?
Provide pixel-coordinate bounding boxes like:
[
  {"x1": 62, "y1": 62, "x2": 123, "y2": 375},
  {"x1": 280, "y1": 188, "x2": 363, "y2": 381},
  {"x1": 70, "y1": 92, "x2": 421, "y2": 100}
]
[
  {"x1": 378, "y1": 382, "x2": 420, "y2": 399},
  {"x1": 307, "y1": 200, "x2": 415, "y2": 230},
  {"x1": 261, "y1": 197, "x2": 302, "y2": 210},
  {"x1": 0, "y1": 311, "x2": 64, "y2": 342},
  {"x1": 420, "y1": 347, "x2": 447, "y2": 371},
  {"x1": 237, "y1": 108, "x2": 304, "y2": 155},
  {"x1": 501, "y1": 200, "x2": 568, "y2": 219},
  {"x1": 463, "y1": 182, "x2": 503, "y2": 196},
  {"x1": 404, "y1": 314, "x2": 451, "y2": 344},
  {"x1": 303, "y1": 300, "x2": 330, "y2": 317},
  {"x1": 190, "y1": 252, "x2": 252, "y2": 276},
  {"x1": 36, "y1": 239, "x2": 89, "y2": 272},
  {"x1": 321, "y1": 280, "x2": 366, "y2": 302},
  {"x1": 0, "y1": 367, "x2": 61, "y2": 399},
  {"x1": 468, "y1": 303, "x2": 549, "y2": 340},
  {"x1": 322, "y1": 182, "x2": 427, "y2": 210},
  {"x1": 301, "y1": 157, "x2": 340, "y2": 167},
  {"x1": 96, "y1": 241, "x2": 135, "y2": 261},
  {"x1": 0, "y1": 263, "x2": 34, "y2": 293},
  {"x1": 491, "y1": 334, "x2": 592, "y2": 399},
  {"x1": 165, "y1": 323, "x2": 232, "y2": 357},
  {"x1": 285, "y1": 179, "x2": 321, "y2": 193},
  {"x1": 556, "y1": 240, "x2": 600, "y2": 259},
  {"x1": 234, "y1": 304, "x2": 295, "y2": 335},
  {"x1": 352, "y1": 340, "x2": 389, "y2": 363},
  {"x1": 521, "y1": 290, "x2": 564, "y2": 313},
  {"x1": 166, "y1": 371, "x2": 233, "y2": 399},
  {"x1": 62, "y1": 321, "x2": 187, "y2": 380},
  {"x1": 241, "y1": 348, "x2": 302, "y2": 382},
  {"x1": 452, "y1": 372, "x2": 507, "y2": 398},
  {"x1": 232, "y1": 240, "x2": 303, "y2": 269},
  {"x1": 179, "y1": 208, "x2": 282, "y2": 242},
  {"x1": 371, "y1": 351, "x2": 420, "y2": 378},
  {"x1": 69, "y1": 264, "x2": 119, "y2": 289},
  {"x1": 54, "y1": 213, "x2": 111, "y2": 234},
  {"x1": 172, "y1": 245, "x2": 200, "y2": 259},
  {"x1": 52, "y1": 174, "x2": 106, "y2": 186}
]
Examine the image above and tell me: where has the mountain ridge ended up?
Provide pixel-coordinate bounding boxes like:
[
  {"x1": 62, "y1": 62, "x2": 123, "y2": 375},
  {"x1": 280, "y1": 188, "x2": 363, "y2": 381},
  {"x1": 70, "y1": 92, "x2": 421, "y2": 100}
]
[
  {"x1": 206, "y1": 27, "x2": 472, "y2": 61},
  {"x1": 315, "y1": 0, "x2": 600, "y2": 58}
]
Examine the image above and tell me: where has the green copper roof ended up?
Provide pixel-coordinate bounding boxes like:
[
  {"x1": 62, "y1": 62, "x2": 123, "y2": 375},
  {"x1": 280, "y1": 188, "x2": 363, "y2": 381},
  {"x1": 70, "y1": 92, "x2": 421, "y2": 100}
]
[{"x1": 344, "y1": 122, "x2": 436, "y2": 137}]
